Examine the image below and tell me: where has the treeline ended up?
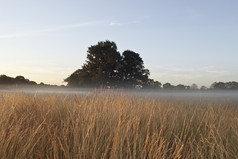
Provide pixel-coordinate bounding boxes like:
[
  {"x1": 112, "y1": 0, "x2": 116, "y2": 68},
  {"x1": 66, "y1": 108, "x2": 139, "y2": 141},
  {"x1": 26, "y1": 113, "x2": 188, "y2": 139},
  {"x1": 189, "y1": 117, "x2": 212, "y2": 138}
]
[
  {"x1": 0, "y1": 75, "x2": 37, "y2": 86},
  {"x1": 0, "y1": 75, "x2": 61, "y2": 88},
  {"x1": 210, "y1": 81, "x2": 238, "y2": 90},
  {"x1": 1, "y1": 74, "x2": 238, "y2": 90},
  {"x1": 161, "y1": 82, "x2": 238, "y2": 90}
]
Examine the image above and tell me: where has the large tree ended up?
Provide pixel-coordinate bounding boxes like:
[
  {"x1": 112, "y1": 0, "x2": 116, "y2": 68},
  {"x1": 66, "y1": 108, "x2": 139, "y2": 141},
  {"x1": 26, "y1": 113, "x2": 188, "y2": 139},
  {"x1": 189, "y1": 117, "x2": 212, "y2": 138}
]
[
  {"x1": 85, "y1": 41, "x2": 122, "y2": 86},
  {"x1": 121, "y1": 50, "x2": 150, "y2": 87},
  {"x1": 65, "y1": 40, "x2": 151, "y2": 88},
  {"x1": 65, "y1": 41, "x2": 122, "y2": 87}
]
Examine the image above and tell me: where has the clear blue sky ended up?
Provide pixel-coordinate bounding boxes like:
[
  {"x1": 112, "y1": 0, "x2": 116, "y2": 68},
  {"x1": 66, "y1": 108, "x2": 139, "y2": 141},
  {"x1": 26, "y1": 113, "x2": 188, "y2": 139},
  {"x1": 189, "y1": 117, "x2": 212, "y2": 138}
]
[{"x1": 0, "y1": 0, "x2": 237, "y2": 87}]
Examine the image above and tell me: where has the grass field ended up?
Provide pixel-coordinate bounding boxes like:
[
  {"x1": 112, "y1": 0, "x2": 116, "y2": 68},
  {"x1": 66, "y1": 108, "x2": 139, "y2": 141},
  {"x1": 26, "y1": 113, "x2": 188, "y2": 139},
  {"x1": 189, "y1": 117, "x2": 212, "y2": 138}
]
[{"x1": 0, "y1": 91, "x2": 237, "y2": 159}]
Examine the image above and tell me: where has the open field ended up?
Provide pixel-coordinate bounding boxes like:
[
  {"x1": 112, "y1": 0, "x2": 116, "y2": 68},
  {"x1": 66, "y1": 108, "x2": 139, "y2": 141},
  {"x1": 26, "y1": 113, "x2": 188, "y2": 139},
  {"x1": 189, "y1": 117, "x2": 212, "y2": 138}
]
[{"x1": 0, "y1": 91, "x2": 238, "y2": 159}]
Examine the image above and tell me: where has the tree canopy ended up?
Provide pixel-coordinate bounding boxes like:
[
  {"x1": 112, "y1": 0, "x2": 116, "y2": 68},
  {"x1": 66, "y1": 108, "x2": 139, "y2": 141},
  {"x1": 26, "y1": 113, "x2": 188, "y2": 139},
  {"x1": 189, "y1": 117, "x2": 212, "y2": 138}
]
[
  {"x1": 121, "y1": 50, "x2": 150, "y2": 87},
  {"x1": 65, "y1": 40, "x2": 152, "y2": 88}
]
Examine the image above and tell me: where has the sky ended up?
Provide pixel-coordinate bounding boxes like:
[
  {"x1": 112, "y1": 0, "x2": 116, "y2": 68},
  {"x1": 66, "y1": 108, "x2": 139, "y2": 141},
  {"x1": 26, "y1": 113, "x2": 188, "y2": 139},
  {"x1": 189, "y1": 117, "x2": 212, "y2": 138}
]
[{"x1": 0, "y1": 0, "x2": 238, "y2": 87}]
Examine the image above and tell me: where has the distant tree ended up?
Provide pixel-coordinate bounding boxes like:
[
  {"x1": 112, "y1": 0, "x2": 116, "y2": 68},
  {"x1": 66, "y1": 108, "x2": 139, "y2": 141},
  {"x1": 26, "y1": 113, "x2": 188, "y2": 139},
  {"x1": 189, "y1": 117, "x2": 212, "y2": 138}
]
[
  {"x1": 190, "y1": 83, "x2": 198, "y2": 90},
  {"x1": 210, "y1": 81, "x2": 238, "y2": 90},
  {"x1": 200, "y1": 86, "x2": 208, "y2": 90},
  {"x1": 15, "y1": 76, "x2": 25, "y2": 80},
  {"x1": 175, "y1": 84, "x2": 186, "y2": 90},
  {"x1": 29, "y1": 81, "x2": 37, "y2": 85},
  {"x1": 210, "y1": 82, "x2": 226, "y2": 89},
  {"x1": 144, "y1": 79, "x2": 161, "y2": 89},
  {"x1": 152, "y1": 80, "x2": 162, "y2": 89},
  {"x1": 225, "y1": 81, "x2": 238, "y2": 89},
  {"x1": 163, "y1": 83, "x2": 174, "y2": 89},
  {"x1": 185, "y1": 86, "x2": 190, "y2": 90},
  {"x1": 210, "y1": 82, "x2": 216, "y2": 89},
  {"x1": 15, "y1": 76, "x2": 28, "y2": 84},
  {"x1": 0, "y1": 75, "x2": 14, "y2": 85},
  {"x1": 0, "y1": 75, "x2": 37, "y2": 86}
]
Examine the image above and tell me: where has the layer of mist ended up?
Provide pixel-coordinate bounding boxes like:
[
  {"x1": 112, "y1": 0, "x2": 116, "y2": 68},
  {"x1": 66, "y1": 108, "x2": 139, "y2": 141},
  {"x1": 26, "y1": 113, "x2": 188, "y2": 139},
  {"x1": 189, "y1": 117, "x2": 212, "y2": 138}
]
[{"x1": 1, "y1": 86, "x2": 238, "y2": 104}]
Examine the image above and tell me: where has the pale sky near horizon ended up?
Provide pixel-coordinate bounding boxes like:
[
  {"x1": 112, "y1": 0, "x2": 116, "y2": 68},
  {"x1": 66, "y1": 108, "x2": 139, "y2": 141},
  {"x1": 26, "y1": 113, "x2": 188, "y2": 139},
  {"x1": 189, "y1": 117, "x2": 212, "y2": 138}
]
[{"x1": 0, "y1": 0, "x2": 237, "y2": 87}]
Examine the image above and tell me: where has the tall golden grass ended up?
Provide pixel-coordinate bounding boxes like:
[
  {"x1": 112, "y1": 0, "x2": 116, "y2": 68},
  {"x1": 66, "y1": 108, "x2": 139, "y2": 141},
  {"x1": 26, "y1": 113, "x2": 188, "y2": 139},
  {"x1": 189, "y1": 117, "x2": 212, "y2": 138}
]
[{"x1": 0, "y1": 91, "x2": 237, "y2": 159}]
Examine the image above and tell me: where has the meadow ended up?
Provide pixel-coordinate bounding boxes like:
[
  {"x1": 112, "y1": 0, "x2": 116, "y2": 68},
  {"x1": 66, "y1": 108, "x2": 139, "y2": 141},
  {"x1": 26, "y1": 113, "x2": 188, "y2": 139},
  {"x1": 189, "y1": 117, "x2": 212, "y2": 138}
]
[{"x1": 0, "y1": 90, "x2": 237, "y2": 159}]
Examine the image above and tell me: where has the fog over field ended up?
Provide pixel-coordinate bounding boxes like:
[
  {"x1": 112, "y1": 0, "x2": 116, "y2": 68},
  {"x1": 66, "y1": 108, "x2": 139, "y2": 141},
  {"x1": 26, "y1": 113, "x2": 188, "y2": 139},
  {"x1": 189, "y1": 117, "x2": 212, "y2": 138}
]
[{"x1": 1, "y1": 87, "x2": 238, "y2": 103}]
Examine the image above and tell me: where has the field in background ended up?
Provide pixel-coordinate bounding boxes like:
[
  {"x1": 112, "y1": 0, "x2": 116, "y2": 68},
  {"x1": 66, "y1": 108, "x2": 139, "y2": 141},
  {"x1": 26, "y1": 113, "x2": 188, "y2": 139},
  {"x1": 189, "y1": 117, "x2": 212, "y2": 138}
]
[{"x1": 0, "y1": 91, "x2": 238, "y2": 159}]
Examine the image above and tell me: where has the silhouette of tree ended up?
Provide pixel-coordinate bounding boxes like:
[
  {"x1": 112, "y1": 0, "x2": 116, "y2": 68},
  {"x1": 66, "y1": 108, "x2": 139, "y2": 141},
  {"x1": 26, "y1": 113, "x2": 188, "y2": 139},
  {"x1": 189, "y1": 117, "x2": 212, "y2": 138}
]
[
  {"x1": 144, "y1": 79, "x2": 161, "y2": 89},
  {"x1": 175, "y1": 84, "x2": 186, "y2": 90},
  {"x1": 200, "y1": 86, "x2": 207, "y2": 90},
  {"x1": 210, "y1": 81, "x2": 238, "y2": 90},
  {"x1": 0, "y1": 75, "x2": 14, "y2": 85},
  {"x1": 210, "y1": 82, "x2": 226, "y2": 89},
  {"x1": 190, "y1": 83, "x2": 198, "y2": 90},
  {"x1": 121, "y1": 50, "x2": 150, "y2": 87},
  {"x1": 65, "y1": 41, "x2": 122, "y2": 87},
  {"x1": 64, "y1": 69, "x2": 92, "y2": 87},
  {"x1": 65, "y1": 41, "x2": 151, "y2": 88},
  {"x1": 225, "y1": 81, "x2": 238, "y2": 89},
  {"x1": 15, "y1": 76, "x2": 28, "y2": 84},
  {"x1": 0, "y1": 75, "x2": 37, "y2": 86},
  {"x1": 86, "y1": 41, "x2": 122, "y2": 86},
  {"x1": 163, "y1": 83, "x2": 174, "y2": 89}
]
